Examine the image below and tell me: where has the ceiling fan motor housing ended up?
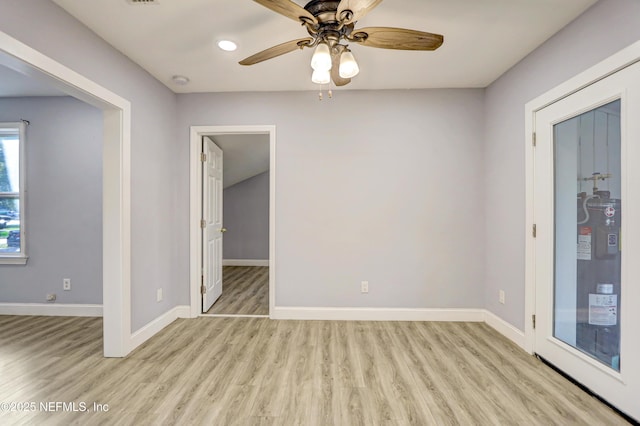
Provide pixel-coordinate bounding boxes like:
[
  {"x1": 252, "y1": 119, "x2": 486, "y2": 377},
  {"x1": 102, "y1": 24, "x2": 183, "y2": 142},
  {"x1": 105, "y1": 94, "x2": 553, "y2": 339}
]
[
  {"x1": 304, "y1": 0, "x2": 341, "y2": 19},
  {"x1": 304, "y1": 0, "x2": 354, "y2": 43}
]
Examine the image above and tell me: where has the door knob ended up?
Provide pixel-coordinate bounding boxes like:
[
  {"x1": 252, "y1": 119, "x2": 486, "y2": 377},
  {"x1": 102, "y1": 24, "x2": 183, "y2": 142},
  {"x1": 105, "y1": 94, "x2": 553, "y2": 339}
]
[{"x1": 221, "y1": 228, "x2": 227, "y2": 233}]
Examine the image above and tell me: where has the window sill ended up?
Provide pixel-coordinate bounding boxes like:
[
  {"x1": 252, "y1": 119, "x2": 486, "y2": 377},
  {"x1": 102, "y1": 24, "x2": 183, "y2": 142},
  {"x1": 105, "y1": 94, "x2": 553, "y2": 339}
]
[{"x1": 0, "y1": 255, "x2": 29, "y2": 265}]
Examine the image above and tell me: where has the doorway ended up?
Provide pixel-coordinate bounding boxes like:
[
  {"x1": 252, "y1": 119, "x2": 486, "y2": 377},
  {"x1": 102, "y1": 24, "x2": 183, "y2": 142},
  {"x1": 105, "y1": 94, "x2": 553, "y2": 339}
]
[
  {"x1": 189, "y1": 126, "x2": 275, "y2": 318},
  {"x1": 0, "y1": 32, "x2": 131, "y2": 357},
  {"x1": 526, "y1": 47, "x2": 640, "y2": 421}
]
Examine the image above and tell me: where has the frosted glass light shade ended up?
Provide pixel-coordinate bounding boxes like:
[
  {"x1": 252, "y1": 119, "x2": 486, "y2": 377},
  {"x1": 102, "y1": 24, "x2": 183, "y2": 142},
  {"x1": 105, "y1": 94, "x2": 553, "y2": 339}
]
[
  {"x1": 312, "y1": 69, "x2": 331, "y2": 84},
  {"x1": 311, "y1": 43, "x2": 332, "y2": 71},
  {"x1": 339, "y1": 50, "x2": 359, "y2": 78}
]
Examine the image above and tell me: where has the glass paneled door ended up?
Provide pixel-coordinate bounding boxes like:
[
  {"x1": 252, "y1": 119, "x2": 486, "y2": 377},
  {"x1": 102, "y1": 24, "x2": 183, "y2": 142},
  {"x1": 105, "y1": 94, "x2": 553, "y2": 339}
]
[
  {"x1": 554, "y1": 100, "x2": 621, "y2": 371},
  {"x1": 534, "y1": 61, "x2": 640, "y2": 421}
]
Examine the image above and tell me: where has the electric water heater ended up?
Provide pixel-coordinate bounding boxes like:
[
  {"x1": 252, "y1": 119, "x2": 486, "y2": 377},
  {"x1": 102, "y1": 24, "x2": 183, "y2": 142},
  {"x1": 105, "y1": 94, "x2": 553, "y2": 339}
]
[{"x1": 576, "y1": 185, "x2": 621, "y2": 369}]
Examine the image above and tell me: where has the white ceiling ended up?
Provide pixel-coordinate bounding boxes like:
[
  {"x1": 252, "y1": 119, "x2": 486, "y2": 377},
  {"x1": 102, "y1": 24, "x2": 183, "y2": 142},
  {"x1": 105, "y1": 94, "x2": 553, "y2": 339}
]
[
  {"x1": 207, "y1": 134, "x2": 270, "y2": 188},
  {"x1": 1, "y1": 0, "x2": 598, "y2": 187},
  {"x1": 51, "y1": 0, "x2": 597, "y2": 93},
  {"x1": 0, "y1": 65, "x2": 66, "y2": 98}
]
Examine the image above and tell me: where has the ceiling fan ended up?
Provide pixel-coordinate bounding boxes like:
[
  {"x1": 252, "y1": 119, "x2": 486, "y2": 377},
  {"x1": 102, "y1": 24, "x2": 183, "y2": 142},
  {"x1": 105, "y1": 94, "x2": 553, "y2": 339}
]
[{"x1": 239, "y1": 0, "x2": 444, "y2": 87}]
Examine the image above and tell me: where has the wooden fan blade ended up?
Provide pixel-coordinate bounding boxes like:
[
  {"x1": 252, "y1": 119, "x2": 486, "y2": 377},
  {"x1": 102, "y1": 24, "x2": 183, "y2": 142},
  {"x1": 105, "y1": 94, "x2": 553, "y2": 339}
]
[
  {"x1": 336, "y1": 0, "x2": 383, "y2": 24},
  {"x1": 330, "y1": 46, "x2": 351, "y2": 87},
  {"x1": 352, "y1": 27, "x2": 443, "y2": 51},
  {"x1": 254, "y1": 0, "x2": 317, "y2": 24},
  {"x1": 239, "y1": 38, "x2": 313, "y2": 66}
]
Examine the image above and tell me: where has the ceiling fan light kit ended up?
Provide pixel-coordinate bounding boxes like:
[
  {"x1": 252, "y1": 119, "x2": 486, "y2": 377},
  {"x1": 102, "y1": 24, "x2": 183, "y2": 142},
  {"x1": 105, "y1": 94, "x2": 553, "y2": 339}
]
[
  {"x1": 311, "y1": 68, "x2": 331, "y2": 84},
  {"x1": 240, "y1": 0, "x2": 443, "y2": 89},
  {"x1": 311, "y1": 42, "x2": 332, "y2": 71},
  {"x1": 338, "y1": 49, "x2": 359, "y2": 78}
]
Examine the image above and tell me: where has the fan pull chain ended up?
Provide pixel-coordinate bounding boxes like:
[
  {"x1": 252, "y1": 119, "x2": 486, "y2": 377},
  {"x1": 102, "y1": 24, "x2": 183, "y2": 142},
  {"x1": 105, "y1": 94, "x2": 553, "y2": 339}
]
[{"x1": 318, "y1": 85, "x2": 334, "y2": 101}]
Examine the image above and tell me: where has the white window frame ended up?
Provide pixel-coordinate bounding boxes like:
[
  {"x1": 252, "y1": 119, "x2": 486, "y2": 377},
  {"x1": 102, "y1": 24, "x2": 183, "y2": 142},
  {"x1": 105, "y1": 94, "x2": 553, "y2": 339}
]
[{"x1": 0, "y1": 121, "x2": 27, "y2": 264}]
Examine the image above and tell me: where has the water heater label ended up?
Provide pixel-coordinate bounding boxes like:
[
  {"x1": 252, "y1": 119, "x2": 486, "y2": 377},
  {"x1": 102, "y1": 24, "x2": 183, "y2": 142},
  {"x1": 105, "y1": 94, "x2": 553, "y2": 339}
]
[
  {"x1": 605, "y1": 206, "x2": 616, "y2": 218},
  {"x1": 577, "y1": 226, "x2": 592, "y2": 260},
  {"x1": 588, "y1": 294, "x2": 617, "y2": 326}
]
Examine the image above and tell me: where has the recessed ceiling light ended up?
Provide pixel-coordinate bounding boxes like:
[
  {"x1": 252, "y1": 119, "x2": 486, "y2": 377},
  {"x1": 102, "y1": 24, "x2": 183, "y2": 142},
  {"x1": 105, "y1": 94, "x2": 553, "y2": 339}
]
[
  {"x1": 217, "y1": 40, "x2": 237, "y2": 52},
  {"x1": 171, "y1": 75, "x2": 190, "y2": 86}
]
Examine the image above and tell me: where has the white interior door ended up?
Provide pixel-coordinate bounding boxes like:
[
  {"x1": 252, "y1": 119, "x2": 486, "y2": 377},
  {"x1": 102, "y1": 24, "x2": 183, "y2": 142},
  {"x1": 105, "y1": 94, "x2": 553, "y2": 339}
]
[
  {"x1": 202, "y1": 137, "x2": 223, "y2": 312},
  {"x1": 534, "y1": 61, "x2": 640, "y2": 421}
]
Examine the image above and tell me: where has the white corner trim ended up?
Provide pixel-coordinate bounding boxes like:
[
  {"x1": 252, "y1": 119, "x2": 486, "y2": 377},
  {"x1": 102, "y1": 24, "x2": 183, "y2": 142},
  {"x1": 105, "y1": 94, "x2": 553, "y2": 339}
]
[
  {"x1": 483, "y1": 310, "x2": 526, "y2": 350},
  {"x1": 0, "y1": 303, "x2": 103, "y2": 317},
  {"x1": 129, "y1": 305, "x2": 190, "y2": 351},
  {"x1": 272, "y1": 307, "x2": 486, "y2": 322},
  {"x1": 222, "y1": 259, "x2": 269, "y2": 267}
]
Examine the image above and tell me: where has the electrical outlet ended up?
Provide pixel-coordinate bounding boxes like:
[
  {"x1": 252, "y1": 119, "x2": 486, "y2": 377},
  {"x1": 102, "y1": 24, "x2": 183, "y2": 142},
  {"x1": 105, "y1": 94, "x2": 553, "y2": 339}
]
[
  {"x1": 499, "y1": 290, "x2": 505, "y2": 304},
  {"x1": 63, "y1": 278, "x2": 71, "y2": 291},
  {"x1": 46, "y1": 294, "x2": 57, "y2": 302},
  {"x1": 157, "y1": 288, "x2": 163, "y2": 302},
  {"x1": 361, "y1": 281, "x2": 369, "y2": 294}
]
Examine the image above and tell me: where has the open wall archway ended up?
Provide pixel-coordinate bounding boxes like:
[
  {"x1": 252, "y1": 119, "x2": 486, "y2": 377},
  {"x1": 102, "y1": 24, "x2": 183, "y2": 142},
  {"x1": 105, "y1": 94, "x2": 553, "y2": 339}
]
[{"x1": 0, "y1": 31, "x2": 131, "y2": 357}]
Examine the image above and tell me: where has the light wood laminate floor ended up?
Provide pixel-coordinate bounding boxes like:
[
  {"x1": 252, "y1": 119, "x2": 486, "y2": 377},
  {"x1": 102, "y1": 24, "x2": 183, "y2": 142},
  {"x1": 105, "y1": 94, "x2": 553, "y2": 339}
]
[
  {"x1": 0, "y1": 315, "x2": 631, "y2": 425},
  {"x1": 205, "y1": 266, "x2": 269, "y2": 315}
]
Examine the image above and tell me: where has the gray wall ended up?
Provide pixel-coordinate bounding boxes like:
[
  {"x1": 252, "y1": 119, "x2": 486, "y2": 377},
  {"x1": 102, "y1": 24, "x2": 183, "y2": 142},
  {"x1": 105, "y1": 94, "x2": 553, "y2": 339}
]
[
  {"x1": 6, "y1": 0, "x2": 637, "y2": 331},
  {"x1": 223, "y1": 171, "x2": 269, "y2": 261},
  {"x1": 483, "y1": 0, "x2": 640, "y2": 329},
  {"x1": 1, "y1": 0, "x2": 180, "y2": 331},
  {"x1": 178, "y1": 89, "x2": 485, "y2": 308},
  {"x1": 0, "y1": 96, "x2": 102, "y2": 303}
]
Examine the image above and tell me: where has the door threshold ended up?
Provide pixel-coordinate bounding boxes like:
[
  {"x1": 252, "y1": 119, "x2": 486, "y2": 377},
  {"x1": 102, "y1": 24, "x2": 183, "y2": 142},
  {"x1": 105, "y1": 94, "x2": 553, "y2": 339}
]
[
  {"x1": 200, "y1": 313, "x2": 269, "y2": 319},
  {"x1": 536, "y1": 355, "x2": 636, "y2": 424}
]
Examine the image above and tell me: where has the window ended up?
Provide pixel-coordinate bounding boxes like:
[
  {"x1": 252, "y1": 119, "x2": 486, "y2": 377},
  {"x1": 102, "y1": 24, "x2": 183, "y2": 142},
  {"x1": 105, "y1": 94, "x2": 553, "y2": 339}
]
[{"x1": 0, "y1": 122, "x2": 27, "y2": 264}]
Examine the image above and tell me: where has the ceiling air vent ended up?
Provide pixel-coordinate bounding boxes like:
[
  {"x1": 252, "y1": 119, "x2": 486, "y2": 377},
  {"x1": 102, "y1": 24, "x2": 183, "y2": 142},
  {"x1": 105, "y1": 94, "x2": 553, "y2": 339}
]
[{"x1": 126, "y1": 0, "x2": 159, "y2": 4}]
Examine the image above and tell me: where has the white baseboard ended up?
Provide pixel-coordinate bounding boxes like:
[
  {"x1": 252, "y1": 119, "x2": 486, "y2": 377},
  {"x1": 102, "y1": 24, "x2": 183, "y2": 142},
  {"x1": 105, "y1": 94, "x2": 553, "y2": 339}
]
[
  {"x1": 483, "y1": 310, "x2": 526, "y2": 350},
  {"x1": 0, "y1": 302, "x2": 526, "y2": 355},
  {"x1": 0, "y1": 303, "x2": 102, "y2": 317},
  {"x1": 272, "y1": 307, "x2": 525, "y2": 350},
  {"x1": 129, "y1": 305, "x2": 190, "y2": 351},
  {"x1": 223, "y1": 259, "x2": 269, "y2": 267},
  {"x1": 272, "y1": 307, "x2": 485, "y2": 322}
]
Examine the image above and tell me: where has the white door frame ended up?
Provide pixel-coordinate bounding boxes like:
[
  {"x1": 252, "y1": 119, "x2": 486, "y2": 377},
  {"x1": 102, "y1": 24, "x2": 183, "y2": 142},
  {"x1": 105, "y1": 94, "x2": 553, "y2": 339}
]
[
  {"x1": 0, "y1": 31, "x2": 131, "y2": 357},
  {"x1": 189, "y1": 125, "x2": 276, "y2": 318},
  {"x1": 524, "y1": 39, "x2": 640, "y2": 354}
]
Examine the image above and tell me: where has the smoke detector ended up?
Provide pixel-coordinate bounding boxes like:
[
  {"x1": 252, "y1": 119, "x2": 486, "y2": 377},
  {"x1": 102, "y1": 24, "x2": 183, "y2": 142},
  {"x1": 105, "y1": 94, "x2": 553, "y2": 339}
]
[
  {"x1": 171, "y1": 75, "x2": 190, "y2": 86},
  {"x1": 126, "y1": 0, "x2": 160, "y2": 4}
]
